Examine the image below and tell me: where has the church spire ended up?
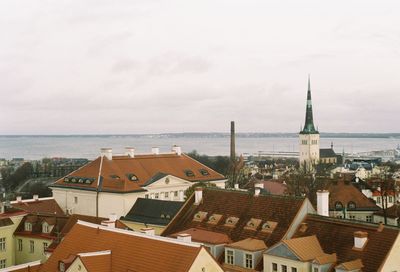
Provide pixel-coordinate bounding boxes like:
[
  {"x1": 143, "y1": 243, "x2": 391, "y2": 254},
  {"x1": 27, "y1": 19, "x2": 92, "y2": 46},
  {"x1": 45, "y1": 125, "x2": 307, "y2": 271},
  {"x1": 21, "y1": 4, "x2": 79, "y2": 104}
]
[{"x1": 301, "y1": 76, "x2": 318, "y2": 134}]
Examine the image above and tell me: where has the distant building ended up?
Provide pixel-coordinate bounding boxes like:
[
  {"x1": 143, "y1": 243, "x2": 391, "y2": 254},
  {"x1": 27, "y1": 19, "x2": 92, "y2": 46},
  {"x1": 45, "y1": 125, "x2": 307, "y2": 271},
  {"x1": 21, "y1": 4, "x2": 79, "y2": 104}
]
[
  {"x1": 50, "y1": 146, "x2": 226, "y2": 218},
  {"x1": 299, "y1": 77, "x2": 320, "y2": 170}
]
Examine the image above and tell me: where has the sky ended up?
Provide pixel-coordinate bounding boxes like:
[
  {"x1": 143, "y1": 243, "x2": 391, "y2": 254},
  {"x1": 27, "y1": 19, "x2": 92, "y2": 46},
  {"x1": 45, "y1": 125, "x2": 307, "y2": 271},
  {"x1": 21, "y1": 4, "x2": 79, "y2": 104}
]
[{"x1": 1, "y1": 0, "x2": 400, "y2": 134}]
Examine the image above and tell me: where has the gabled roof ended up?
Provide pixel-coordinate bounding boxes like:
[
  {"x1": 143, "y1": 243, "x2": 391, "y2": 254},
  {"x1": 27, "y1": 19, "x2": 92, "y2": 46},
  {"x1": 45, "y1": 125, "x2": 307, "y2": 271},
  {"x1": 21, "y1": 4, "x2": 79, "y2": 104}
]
[
  {"x1": 76, "y1": 251, "x2": 112, "y2": 272},
  {"x1": 14, "y1": 214, "x2": 68, "y2": 240},
  {"x1": 11, "y1": 198, "x2": 65, "y2": 216},
  {"x1": 335, "y1": 259, "x2": 364, "y2": 271},
  {"x1": 0, "y1": 218, "x2": 13, "y2": 227},
  {"x1": 374, "y1": 204, "x2": 400, "y2": 219},
  {"x1": 162, "y1": 188, "x2": 307, "y2": 247},
  {"x1": 38, "y1": 221, "x2": 215, "y2": 272},
  {"x1": 320, "y1": 148, "x2": 337, "y2": 158},
  {"x1": 227, "y1": 238, "x2": 267, "y2": 251},
  {"x1": 283, "y1": 235, "x2": 324, "y2": 261},
  {"x1": 170, "y1": 228, "x2": 231, "y2": 245},
  {"x1": 122, "y1": 198, "x2": 184, "y2": 226},
  {"x1": 51, "y1": 153, "x2": 225, "y2": 193},
  {"x1": 292, "y1": 214, "x2": 400, "y2": 272},
  {"x1": 326, "y1": 180, "x2": 380, "y2": 211}
]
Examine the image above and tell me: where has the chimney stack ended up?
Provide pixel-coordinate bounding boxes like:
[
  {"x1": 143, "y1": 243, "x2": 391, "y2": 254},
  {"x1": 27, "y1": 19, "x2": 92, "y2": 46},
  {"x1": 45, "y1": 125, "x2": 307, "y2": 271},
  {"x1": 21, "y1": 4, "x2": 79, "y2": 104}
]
[
  {"x1": 101, "y1": 148, "x2": 113, "y2": 160},
  {"x1": 151, "y1": 147, "x2": 160, "y2": 155},
  {"x1": 16, "y1": 196, "x2": 22, "y2": 202},
  {"x1": 33, "y1": 195, "x2": 39, "y2": 201},
  {"x1": 230, "y1": 121, "x2": 236, "y2": 162},
  {"x1": 141, "y1": 227, "x2": 155, "y2": 236},
  {"x1": 125, "y1": 147, "x2": 135, "y2": 158},
  {"x1": 234, "y1": 183, "x2": 239, "y2": 189},
  {"x1": 317, "y1": 190, "x2": 330, "y2": 216},
  {"x1": 353, "y1": 231, "x2": 368, "y2": 250},
  {"x1": 172, "y1": 145, "x2": 182, "y2": 155},
  {"x1": 177, "y1": 233, "x2": 192, "y2": 243},
  {"x1": 255, "y1": 182, "x2": 264, "y2": 189},
  {"x1": 194, "y1": 187, "x2": 203, "y2": 205},
  {"x1": 254, "y1": 187, "x2": 261, "y2": 197}
]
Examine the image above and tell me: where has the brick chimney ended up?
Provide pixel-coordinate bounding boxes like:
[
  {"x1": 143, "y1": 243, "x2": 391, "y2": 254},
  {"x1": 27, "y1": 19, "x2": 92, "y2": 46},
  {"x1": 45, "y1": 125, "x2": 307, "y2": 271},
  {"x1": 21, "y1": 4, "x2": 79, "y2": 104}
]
[
  {"x1": 177, "y1": 233, "x2": 192, "y2": 243},
  {"x1": 353, "y1": 231, "x2": 368, "y2": 250}
]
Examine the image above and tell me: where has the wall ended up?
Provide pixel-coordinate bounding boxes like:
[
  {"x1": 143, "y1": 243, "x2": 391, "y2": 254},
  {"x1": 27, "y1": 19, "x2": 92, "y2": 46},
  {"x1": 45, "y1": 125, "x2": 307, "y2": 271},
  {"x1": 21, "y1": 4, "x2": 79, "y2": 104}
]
[
  {"x1": 299, "y1": 133, "x2": 320, "y2": 169},
  {"x1": 373, "y1": 215, "x2": 398, "y2": 226},
  {"x1": 264, "y1": 254, "x2": 309, "y2": 272},
  {"x1": 380, "y1": 233, "x2": 400, "y2": 271},
  {"x1": 14, "y1": 236, "x2": 52, "y2": 265},
  {"x1": 188, "y1": 247, "x2": 224, "y2": 272},
  {"x1": 0, "y1": 215, "x2": 24, "y2": 268}
]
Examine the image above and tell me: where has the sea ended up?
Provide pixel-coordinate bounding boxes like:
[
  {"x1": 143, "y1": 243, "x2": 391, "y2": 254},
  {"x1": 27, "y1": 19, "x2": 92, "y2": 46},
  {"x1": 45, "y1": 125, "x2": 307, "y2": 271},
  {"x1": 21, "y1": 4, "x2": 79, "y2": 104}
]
[{"x1": 0, "y1": 133, "x2": 399, "y2": 160}]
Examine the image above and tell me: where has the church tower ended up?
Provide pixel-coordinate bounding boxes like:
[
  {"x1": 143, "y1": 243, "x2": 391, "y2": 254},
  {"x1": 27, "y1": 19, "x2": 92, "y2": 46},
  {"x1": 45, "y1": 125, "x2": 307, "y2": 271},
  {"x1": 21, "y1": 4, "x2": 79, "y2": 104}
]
[{"x1": 299, "y1": 77, "x2": 320, "y2": 170}]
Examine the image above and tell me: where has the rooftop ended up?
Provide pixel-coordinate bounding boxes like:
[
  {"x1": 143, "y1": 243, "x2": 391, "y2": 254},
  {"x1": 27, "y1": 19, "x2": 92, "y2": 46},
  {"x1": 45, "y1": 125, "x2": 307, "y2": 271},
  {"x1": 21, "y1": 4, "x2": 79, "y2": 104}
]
[{"x1": 11, "y1": 197, "x2": 65, "y2": 216}]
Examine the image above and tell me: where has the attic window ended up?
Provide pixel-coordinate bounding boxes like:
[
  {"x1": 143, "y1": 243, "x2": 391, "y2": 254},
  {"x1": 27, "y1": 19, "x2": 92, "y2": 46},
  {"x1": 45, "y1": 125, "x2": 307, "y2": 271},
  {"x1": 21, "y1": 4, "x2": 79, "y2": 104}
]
[
  {"x1": 348, "y1": 201, "x2": 356, "y2": 209},
  {"x1": 84, "y1": 179, "x2": 93, "y2": 184},
  {"x1": 25, "y1": 222, "x2": 32, "y2": 232},
  {"x1": 224, "y1": 216, "x2": 239, "y2": 227},
  {"x1": 126, "y1": 173, "x2": 139, "y2": 182},
  {"x1": 161, "y1": 214, "x2": 165, "y2": 218},
  {"x1": 78, "y1": 178, "x2": 84, "y2": 184},
  {"x1": 261, "y1": 221, "x2": 278, "y2": 233},
  {"x1": 193, "y1": 211, "x2": 208, "y2": 222},
  {"x1": 166, "y1": 215, "x2": 170, "y2": 219},
  {"x1": 208, "y1": 214, "x2": 223, "y2": 224},
  {"x1": 244, "y1": 218, "x2": 262, "y2": 230},
  {"x1": 110, "y1": 174, "x2": 120, "y2": 179},
  {"x1": 199, "y1": 169, "x2": 210, "y2": 176},
  {"x1": 64, "y1": 177, "x2": 69, "y2": 182},
  {"x1": 184, "y1": 170, "x2": 195, "y2": 177},
  {"x1": 335, "y1": 201, "x2": 343, "y2": 210}
]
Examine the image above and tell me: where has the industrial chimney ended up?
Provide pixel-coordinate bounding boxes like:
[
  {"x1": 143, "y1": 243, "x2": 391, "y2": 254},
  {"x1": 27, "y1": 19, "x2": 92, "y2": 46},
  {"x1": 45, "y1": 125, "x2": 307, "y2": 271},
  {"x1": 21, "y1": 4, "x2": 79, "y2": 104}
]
[{"x1": 230, "y1": 121, "x2": 236, "y2": 162}]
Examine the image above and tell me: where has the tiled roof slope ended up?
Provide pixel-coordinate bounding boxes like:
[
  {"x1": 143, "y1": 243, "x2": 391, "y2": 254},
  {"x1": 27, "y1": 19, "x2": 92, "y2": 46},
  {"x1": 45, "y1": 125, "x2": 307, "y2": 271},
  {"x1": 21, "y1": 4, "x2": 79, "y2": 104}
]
[
  {"x1": 292, "y1": 215, "x2": 400, "y2": 272},
  {"x1": 11, "y1": 198, "x2": 65, "y2": 216},
  {"x1": 122, "y1": 198, "x2": 184, "y2": 226},
  {"x1": 326, "y1": 180, "x2": 380, "y2": 211},
  {"x1": 0, "y1": 218, "x2": 13, "y2": 227},
  {"x1": 39, "y1": 222, "x2": 206, "y2": 272},
  {"x1": 78, "y1": 253, "x2": 111, "y2": 272},
  {"x1": 14, "y1": 214, "x2": 68, "y2": 240},
  {"x1": 51, "y1": 153, "x2": 225, "y2": 193},
  {"x1": 162, "y1": 188, "x2": 306, "y2": 247},
  {"x1": 320, "y1": 148, "x2": 337, "y2": 158}
]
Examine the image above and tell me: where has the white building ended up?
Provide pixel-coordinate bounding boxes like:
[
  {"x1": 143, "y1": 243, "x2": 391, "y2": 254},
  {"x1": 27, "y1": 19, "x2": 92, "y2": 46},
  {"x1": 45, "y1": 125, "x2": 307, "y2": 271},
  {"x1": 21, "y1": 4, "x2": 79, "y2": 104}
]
[{"x1": 50, "y1": 146, "x2": 227, "y2": 218}]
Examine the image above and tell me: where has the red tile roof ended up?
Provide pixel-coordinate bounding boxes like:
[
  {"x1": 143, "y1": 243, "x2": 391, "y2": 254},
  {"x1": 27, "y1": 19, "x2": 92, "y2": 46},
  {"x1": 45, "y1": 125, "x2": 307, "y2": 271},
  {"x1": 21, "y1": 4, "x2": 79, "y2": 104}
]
[
  {"x1": 51, "y1": 153, "x2": 225, "y2": 193},
  {"x1": 293, "y1": 215, "x2": 400, "y2": 272},
  {"x1": 14, "y1": 214, "x2": 68, "y2": 240},
  {"x1": 170, "y1": 228, "x2": 232, "y2": 244},
  {"x1": 39, "y1": 221, "x2": 215, "y2": 272},
  {"x1": 162, "y1": 188, "x2": 306, "y2": 247},
  {"x1": 11, "y1": 198, "x2": 65, "y2": 216}
]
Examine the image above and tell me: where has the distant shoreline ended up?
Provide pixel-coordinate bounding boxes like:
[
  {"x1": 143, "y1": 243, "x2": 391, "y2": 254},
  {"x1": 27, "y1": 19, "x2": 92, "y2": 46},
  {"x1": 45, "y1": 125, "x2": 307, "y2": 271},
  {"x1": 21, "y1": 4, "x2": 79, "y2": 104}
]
[{"x1": 1, "y1": 133, "x2": 400, "y2": 139}]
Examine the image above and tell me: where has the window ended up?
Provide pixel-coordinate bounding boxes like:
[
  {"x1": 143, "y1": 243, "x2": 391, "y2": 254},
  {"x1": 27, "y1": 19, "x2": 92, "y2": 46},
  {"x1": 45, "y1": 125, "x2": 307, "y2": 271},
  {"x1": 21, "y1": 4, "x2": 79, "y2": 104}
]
[
  {"x1": 184, "y1": 170, "x2": 195, "y2": 177},
  {"x1": 126, "y1": 173, "x2": 139, "y2": 181},
  {"x1": 281, "y1": 265, "x2": 287, "y2": 272},
  {"x1": 43, "y1": 242, "x2": 48, "y2": 253},
  {"x1": 334, "y1": 201, "x2": 343, "y2": 210},
  {"x1": 292, "y1": 268, "x2": 297, "y2": 272},
  {"x1": 377, "y1": 197, "x2": 381, "y2": 204},
  {"x1": 74, "y1": 196, "x2": 78, "y2": 204},
  {"x1": 314, "y1": 268, "x2": 319, "y2": 272},
  {"x1": 349, "y1": 215, "x2": 356, "y2": 220},
  {"x1": 145, "y1": 194, "x2": 149, "y2": 199},
  {"x1": 226, "y1": 250, "x2": 234, "y2": 265},
  {"x1": 0, "y1": 259, "x2": 5, "y2": 269},
  {"x1": 174, "y1": 191, "x2": 178, "y2": 197},
  {"x1": 272, "y1": 263, "x2": 278, "y2": 272},
  {"x1": 348, "y1": 201, "x2": 356, "y2": 209},
  {"x1": 199, "y1": 169, "x2": 210, "y2": 176},
  {"x1": 165, "y1": 192, "x2": 169, "y2": 198},
  {"x1": 0, "y1": 238, "x2": 5, "y2": 251},
  {"x1": 25, "y1": 222, "x2": 32, "y2": 231},
  {"x1": 244, "y1": 253, "x2": 253, "y2": 269},
  {"x1": 155, "y1": 193, "x2": 159, "y2": 199},
  {"x1": 30, "y1": 240, "x2": 34, "y2": 253},
  {"x1": 18, "y1": 239, "x2": 22, "y2": 251},
  {"x1": 366, "y1": 215, "x2": 372, "y2": 222},
  {"x1": 43, "y1": 223, "x2": 49, "y2": 233},
  {"x1": 389, "y1": 196, "x2": 394, "y2": 203}
]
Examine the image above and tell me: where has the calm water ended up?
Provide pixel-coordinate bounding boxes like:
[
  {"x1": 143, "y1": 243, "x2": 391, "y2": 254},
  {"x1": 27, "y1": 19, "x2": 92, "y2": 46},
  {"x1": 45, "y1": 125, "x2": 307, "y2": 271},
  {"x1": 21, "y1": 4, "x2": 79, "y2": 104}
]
[{"x1": 0, "y1": 135, "x2": 399, "y2": 160}]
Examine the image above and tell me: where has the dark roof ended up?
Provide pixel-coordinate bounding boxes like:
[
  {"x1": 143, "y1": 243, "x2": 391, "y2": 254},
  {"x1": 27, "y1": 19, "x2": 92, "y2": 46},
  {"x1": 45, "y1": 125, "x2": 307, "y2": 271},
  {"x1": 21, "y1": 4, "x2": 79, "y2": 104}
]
[
  {"x1": 162, "y1": 188, "x2": 306, "y2": 247},
  {"x1": 60, "y1": 214, "x2": 107, "y2": 236},
  {"x1": 142, "y1": 172, "x2": 168, "y2": 186},
  {"x1": 325, "y1": 180, "x2": 380, "y2": 211},
  {"x1": 293, "y1": 215, "x2": 400, "y2": 272},
  {"x1": 320, "y1": 148, "x2": 337, "y2": 158},
  {"x1": 14, "y1": 214, "x2": 69, "y2": 240},
  {"x1": 122, "y1": 198, "x2": 184, "y2": 226},
  {"x1": 374, "y1": 204, "x2": 400, "y2": 219},
  {"x1": 0, "y1": 218, "x2": 13, "y2": 227},
  {"x1": 300, "y1": 77, "x2": 318, "y2": 134}
]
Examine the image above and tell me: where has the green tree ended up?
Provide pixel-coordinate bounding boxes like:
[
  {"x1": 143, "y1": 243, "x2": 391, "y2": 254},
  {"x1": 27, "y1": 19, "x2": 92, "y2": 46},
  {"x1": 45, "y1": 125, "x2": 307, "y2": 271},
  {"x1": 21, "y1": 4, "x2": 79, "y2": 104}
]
[{"x1": 184, "y1": 181, "x2": 216, "y2": 201}]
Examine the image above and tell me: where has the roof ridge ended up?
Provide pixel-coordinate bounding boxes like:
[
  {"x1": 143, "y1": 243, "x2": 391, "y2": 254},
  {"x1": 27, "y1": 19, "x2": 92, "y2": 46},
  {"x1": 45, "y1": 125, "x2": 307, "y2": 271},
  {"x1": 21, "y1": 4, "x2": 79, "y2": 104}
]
[
  {"x1": 205, "y1": 187, "x2": 306, "y2": 200},
  {"x1": 306, "y1": 214, "x2": 397, "y2": 230}
]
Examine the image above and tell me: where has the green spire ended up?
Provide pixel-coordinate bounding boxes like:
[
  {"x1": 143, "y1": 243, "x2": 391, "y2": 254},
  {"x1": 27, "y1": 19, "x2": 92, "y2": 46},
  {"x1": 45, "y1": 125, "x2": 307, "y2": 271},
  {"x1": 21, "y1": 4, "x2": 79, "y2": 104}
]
[{"x1": 301, "y1": 76, "x2": 318, "y2": 134}]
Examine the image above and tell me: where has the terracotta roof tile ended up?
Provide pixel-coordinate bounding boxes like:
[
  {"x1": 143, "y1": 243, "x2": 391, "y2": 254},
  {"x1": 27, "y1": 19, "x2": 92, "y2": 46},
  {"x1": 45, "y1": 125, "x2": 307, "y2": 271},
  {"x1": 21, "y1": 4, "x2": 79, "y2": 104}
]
[
  {"x1": 162, "y1": 188, "x2": 306, "y2": 247},
  {"x1": 227, "y1": 238, "x2": 267, "y2": 251},
  {"x1": 283, "y1": 235, "x2": 324, "y2": 261},
  {"x1": 170, "y1": 228, "x2": 232, "y2": 244},
  {"x1": 11, "y1": 198, "x2": 65, "y2": 216},
  {"x1": 79, "y1": 251, "x2": 112, "y2": 272},
  {"x1": 335, "y1": 259, "x2": 364, "y2": 270},
  {"x1": 293, "y1": 215, "x2": 400, "y2": 272},
  {"x1": 39, "y1": 221, "x2": 211, "y2": 272},
  {"x1": 52, "y1": 153, "x2": 225, "y2": 193},
  {"x1": 14, "y1": 214, "x2": 68, "y2": 240}
]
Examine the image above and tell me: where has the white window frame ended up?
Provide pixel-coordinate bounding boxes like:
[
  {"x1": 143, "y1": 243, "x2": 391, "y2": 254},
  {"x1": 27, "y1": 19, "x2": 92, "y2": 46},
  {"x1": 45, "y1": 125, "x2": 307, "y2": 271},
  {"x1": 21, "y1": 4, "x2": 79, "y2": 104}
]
[
  {"x1": 225, "y1": 249, "x2": 234, "y2": 265},
  {"x1": 272, "y1": 263, "x2": 278, "y2": 272},
  {"x1": 25, "y1": 222, "x2": 32, "y2": 231},
  {"x1": 18, "y1": 239, "x2": 23, "y2": 251},
  {"x1": 244, "y1": 252, "x2": 253, "y2": 269},
  {"x1": 0, "y1": 259, "x2": 6, "y2": 269},
  {"x1": 43, "y1": 242, "x2": 48, "y2": 253},
  {"x1": 30, "y1": 240, "x2": 34, "y2": 253}
]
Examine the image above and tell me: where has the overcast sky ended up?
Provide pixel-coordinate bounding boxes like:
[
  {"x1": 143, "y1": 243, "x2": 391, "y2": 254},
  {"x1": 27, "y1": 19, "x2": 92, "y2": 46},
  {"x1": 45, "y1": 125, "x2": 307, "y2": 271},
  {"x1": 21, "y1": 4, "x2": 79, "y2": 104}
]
[{"x1": 1, "y1": 0, "x2": 400, "y2": 134}]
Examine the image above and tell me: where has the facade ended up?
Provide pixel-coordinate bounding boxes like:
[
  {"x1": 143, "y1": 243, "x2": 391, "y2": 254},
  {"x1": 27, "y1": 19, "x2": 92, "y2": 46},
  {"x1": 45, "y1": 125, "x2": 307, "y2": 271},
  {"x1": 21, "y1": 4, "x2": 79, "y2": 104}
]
[
  {"x1": 120, "y1": 198, "x2": 184, "y2": 234},
  {"x1": 299, "y1": 78, "x2": 320, "y2": 170},
  {"x1": 162, "y1": 187, "x2": 316, "y2": 271},
  {"x1": 50, "y1": 146, "x2": 227, "y2": 218},
  {"x1": 36, "y1": 220, "x2": 224, "y2": 272}
]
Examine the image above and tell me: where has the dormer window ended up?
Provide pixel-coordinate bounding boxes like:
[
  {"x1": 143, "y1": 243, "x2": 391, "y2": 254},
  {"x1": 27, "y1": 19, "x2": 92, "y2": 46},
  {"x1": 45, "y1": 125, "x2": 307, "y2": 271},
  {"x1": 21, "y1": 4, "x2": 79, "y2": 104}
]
[
  {"x1": 193, "y1": 211, "x2": 208, "y2": 222},
  {"x1": 199, "y1": 169, "x2": 210, "y2": 176},
  {"x1": 348, "y1": 201, "x2": 356, "y2": 209},
  {"x1": 127, "y1": 173, "x2": 139, "y2": 181},
  {"x1": 184, "y1": 170, "x2": 195, "y2": 177},
  {"x1": 208, "y1": 214, "x2": 222, "y2": 225},
  {"x1": 110, "y1": 174, "x2": 120, "y2": 179},
  {"x1": 335, "y1": 201, "x2": 343, "y2": 210},
  {"x1": 261, "y1": 221, "x2": 278, "y2": 233},
  {"x1": 224, "y1": 216, "x2": 239, "y2": 227},
  {"x1": 244, "y1": 218, "x2": 262, "y2": 230},
  {"x1": 59, "y1": 261, "x2": 65, "y2": 272},
  {"x1": 25, "y1": 222, "x2": 32, "y2": 232}
]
